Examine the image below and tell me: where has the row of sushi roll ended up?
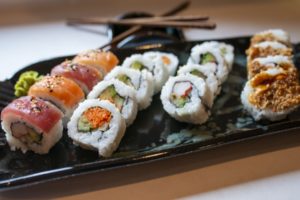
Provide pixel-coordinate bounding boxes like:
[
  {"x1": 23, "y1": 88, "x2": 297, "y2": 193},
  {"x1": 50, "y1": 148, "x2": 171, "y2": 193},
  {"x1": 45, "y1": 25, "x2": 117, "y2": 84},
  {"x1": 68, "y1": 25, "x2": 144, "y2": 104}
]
[
  {"x1": 1, "y1": 49, "x2": 120, "y2": 154},
  {"x1": 67, "y1": 52, "x2": 179, "y2": 157},
  {"x1": 241, "y1": 29, "x2": 300, "y2": 121},
  {"x1": 161, "y1": 41, "x2": 234, "y2": 124}
]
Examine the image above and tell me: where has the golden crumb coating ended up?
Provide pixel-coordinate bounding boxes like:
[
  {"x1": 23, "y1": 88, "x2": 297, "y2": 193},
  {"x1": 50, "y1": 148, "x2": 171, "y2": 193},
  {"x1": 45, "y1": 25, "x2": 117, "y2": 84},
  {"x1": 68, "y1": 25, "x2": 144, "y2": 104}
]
[
  {"x1": 250, "y1": 34, "x2": 291, "y2": 47},
  {"x1": 249, "y1": 71, "x2": 300, "y2": 112},
  {"x1": 246, "y1": 46, "x2": 293, "y2": 63}
]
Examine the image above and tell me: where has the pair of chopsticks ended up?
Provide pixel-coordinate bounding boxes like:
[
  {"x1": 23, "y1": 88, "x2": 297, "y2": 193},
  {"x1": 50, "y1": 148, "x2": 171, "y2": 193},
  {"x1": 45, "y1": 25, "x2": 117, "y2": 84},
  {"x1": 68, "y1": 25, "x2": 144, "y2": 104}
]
[
  {"x1": 68, "y1": 15, "x2": 215, "y2": 29},
  {"x1": 67, "y1": 1, "x2": 209, "y2": 50}
]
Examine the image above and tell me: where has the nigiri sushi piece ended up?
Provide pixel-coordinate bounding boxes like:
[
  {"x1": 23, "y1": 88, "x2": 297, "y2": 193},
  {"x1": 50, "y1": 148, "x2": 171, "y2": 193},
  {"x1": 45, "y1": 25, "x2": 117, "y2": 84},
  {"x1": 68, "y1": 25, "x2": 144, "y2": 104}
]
[
  {"x1": 28, "y1": 75, "x2": 85, "y2": 126},
  {"x1": 250, "y1": 29, "x2": 291, "y2": 47},
  {"x1": 51, "y1": 60, "x2": 103, "y2": 94},
  {"x1": 73, "y1": 49, "x2": 119, "y2": 77},
  {"x1": 241, "y1": 68, "x2": 300, "y2": 121},
  {"x1": 67, "y1": 99, "x2": 126, "y2": 157},
  {"x1": 1, "y1": 96, "x2": 63, "y2": 154}
]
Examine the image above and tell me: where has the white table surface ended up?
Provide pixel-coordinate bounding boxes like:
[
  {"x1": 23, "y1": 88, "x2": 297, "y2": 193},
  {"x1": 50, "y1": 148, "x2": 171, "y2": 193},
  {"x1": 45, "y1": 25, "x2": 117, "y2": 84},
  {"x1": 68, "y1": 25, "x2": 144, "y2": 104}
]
[{"x1": 1, "y1": 0, "x2": 300, "y2": 199}]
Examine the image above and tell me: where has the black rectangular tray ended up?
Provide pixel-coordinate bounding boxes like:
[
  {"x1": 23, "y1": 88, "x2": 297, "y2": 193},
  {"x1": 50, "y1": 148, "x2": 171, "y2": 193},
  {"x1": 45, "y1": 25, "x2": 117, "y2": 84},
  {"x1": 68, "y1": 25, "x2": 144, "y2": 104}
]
[{"x1": 0, "y1": 36, "x2": 300, "y2": 190}]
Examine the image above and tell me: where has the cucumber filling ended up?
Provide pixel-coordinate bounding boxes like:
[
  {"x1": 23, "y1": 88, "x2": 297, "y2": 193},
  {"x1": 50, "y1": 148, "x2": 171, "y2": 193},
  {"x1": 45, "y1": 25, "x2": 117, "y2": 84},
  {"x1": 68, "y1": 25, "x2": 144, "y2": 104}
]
[
  {"x1": 190, "y1": 70, "x2": 207, "y2": 79},
  {"x1": 130, "y1": 61, "x2": 145, "y2": 71},
  {"x1": 98, "y1": 85, "x2": 125, "y2": 111},
  {"x1": 77, "y1": 106, "x2": 111, "y2": 133},
  {"x1": 200, "y1": 53, "x2": 217, "y2": 65},
  {"x1": 117, "y1": 74, "x2": 134, "y2": 88}
]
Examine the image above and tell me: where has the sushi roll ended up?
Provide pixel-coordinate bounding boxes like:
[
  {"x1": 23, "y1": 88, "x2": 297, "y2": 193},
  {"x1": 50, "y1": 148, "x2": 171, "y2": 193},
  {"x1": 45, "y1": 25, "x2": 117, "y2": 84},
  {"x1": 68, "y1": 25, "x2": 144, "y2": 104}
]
[
  {"x1": 187, "y1": 43, "x2": 229, "y2": 83},
  {"x1": 241, "y1": 68, "x2": 300, "y2": 121},
  {"x1": 104, "y1": 66, "x2": 154, "y2": 110},
  {"x1": 246, "y1": 41, "x2": 293, "y2": 63},
  {"x1": 160, "y1": 74, "x2": 214, "y2": 124},
  {"x1": 197, "y1": 41, "x2": 235, "y2": 70},
  {"x1": 28, "y1": 75, "x2": 85, "y2": 126},
  {"x1": 122, "y1": 54, "x2": 168, "y2": 94},
  {"x1": 143, "y1": 51, "x2": 179, "y2": 76},
  {"x1": 87, "y1": 79, "x2": 138, "y2": 126},
  {"x1": 67, "y1": 99, "x2": 126, "y2": 157},
  {"x1": 51, "y1": 60, "x2": 103, "y2": 94},
  {"x1": 177, "y1": 63, "x2": 220, "y2": 97},
  {"x1": 247, "y1": 55, "x2": 295, "y2": 79},
  {"x1": 73, "y1": 49, "x2": 119, "y2": 77},
  {"x1": 250, "y1": 29, "x2": 291, "y2": 47},
  {"x1": 1, "y1": 96, "x2": 63, "y2": 154}
]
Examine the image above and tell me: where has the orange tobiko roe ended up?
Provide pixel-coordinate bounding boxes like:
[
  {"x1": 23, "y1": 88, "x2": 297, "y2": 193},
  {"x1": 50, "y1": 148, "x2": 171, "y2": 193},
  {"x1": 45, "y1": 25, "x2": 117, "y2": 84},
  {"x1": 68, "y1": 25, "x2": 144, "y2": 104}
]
[
  {"x1": 162, "y1": 56, "x2": 171, "y2": 65},
  {"x1": 83, "y1": 107, "x2": 111, "y2": 129}
]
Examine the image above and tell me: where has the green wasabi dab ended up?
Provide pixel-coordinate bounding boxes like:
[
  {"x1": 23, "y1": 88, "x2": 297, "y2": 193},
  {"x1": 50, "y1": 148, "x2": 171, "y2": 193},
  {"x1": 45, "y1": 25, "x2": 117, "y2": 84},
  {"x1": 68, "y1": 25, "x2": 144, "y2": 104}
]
[{"x1": 14, "y1": 71, "x2": 43, "y2": 97}]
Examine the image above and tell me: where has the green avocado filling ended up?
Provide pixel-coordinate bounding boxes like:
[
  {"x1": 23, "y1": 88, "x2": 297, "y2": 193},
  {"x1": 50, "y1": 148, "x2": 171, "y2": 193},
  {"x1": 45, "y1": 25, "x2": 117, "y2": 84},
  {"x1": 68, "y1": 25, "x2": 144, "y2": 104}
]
[
  {"x1": 117, "y1": 74, "x2": 134, "y2": 87},
  {"x1": 130, "y1": 61, "x2": 144, "y2": 71},
  {"x1": 190, "y1": 70, "x2": 207, "y2": 79},
  {"x1": 99, "y1": 85, "x2": 124, "y2": 111},
  {"x1": 78, "y1": 115, "x2": 92, "y2": 132},
  {"x1": 220, "y1": 47, "x2": 227, "y2": 56},
  {"x1": 14, "y1": 71, "x2": 43, "y2": 97},
  {"x1": 26, "y1": 127, "x2": 43, "y2": 144},
  {"x1": 200, "y1": 53, "x2": 217, "y2": 65},
  {"x1": 170, "y1": 94, "x2": 189, "y2": 108}
]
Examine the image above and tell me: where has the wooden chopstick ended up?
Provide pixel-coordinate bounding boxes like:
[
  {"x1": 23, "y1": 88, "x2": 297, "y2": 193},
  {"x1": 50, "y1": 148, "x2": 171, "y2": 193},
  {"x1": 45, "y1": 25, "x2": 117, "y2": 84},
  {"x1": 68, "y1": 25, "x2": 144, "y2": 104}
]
[
  {"x1": 98, "y1": 0, "x2": 191, "y2": 50},
  {"x1": 68, "y1": 19, "x2": 215, "y2": 29},
  {"x1": 68, "y1": 15, "x2": 210, "y2": 26}
]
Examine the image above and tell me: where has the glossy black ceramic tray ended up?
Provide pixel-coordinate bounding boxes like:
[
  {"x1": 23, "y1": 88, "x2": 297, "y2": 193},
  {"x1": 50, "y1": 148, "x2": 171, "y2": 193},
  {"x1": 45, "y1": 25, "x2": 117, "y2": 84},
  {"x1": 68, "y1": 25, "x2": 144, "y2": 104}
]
[{"x1": 1, "y1": 36, "x2": 300, "y2": 190}]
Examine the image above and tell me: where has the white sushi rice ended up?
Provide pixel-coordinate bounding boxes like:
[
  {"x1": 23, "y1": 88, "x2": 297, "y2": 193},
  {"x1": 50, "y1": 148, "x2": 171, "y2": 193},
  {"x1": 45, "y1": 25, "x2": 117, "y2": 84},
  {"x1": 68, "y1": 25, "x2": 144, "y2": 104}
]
[
  {"x1": 1, "y1": 117, "x2": 63, "y2": 154},
  {"x1": 67, "y1": 99, "x2": 126, "y2": 157},
  {"x1": 87, "y1": 79, "x2": 138, "y2": 126},
  {"x1": 255, "y1": 29, "x2": 290, "y2": 44},
  {"x1": 177, "y1": 63, "x2": 221, "y2": 97},
  {"x1": 187, "y1": 43, "x2": 229, "y2": 83},
  {"x1": 160, "y1": 74, "x2": 214, "y2": 124},
  {"x1": 253, "y1": 41, "x2": 288, "y2": 49},
  {"x1": 143, "y1": 51, "x2": 179, "y2": 76},
  {"x1": 241, "y1": 67, "x2": 296, "y2": 121},
  {"x1": 122, "y1": 54, "x2": 168, "y2": 94},
  {"x1": 104, "y1": 66, "x2": 154, "y2": 110}
]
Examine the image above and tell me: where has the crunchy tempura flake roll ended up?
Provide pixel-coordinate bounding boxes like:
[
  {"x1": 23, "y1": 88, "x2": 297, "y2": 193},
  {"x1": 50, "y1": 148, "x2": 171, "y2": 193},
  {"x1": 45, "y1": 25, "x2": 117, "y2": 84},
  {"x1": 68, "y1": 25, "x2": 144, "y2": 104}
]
[
  {"x1": 247, "y1": 55, "x2": 295, "y2": 79},
  {"x1": 250, "y1": 29, "x2": 291, "y2": 47},
  {"x1": 51, "y1": 60, "x2": 103, "y2": 94},
  {"x1": 73, "y1": 49, "x2": 119, "y2": 77},
  {"x1": 160, "y1": 74, "x2": 214, "y2": 124},
  {"x1": 67, "y1": 99, "x2": 126, "y2": 157},
  {"x1": 246, "y1": 41, "x2": 293, "y2": 63},
  {"x1": 1, "y1": 96, "x2": 63, "y2": 154},
  {"x1": 187, "y1": 43, "x2": 229, "y2": 83},
  {"x1": 241, "y1": 68, "x2": 300, "y2": 121},
  {"x1": 28, "y1": 75, "x2": 85, "y2": 126},
  {"x1": 143, "y1": 51, "x2": 179, "y2": 76},
  {"x1": 177, "y1": 63, "x2": 220, "y2": 97},
  {"x1": 104, "y1": 66, "x2": 154, "y2": 110},
  {"x1": 87, "y1": 79, "x2": 138, "y2": 126},
  {"x1": 122, "y1": 54, "x2": 168, "y2": 94}
]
